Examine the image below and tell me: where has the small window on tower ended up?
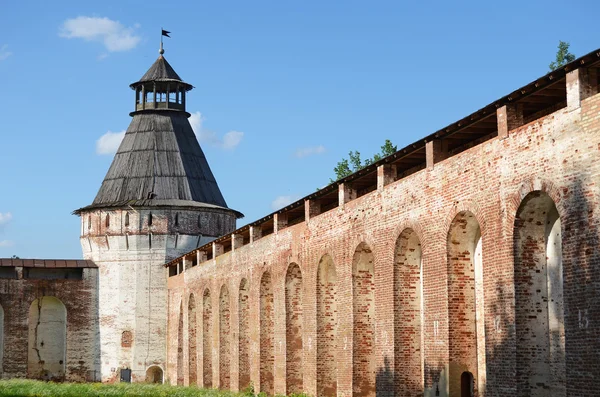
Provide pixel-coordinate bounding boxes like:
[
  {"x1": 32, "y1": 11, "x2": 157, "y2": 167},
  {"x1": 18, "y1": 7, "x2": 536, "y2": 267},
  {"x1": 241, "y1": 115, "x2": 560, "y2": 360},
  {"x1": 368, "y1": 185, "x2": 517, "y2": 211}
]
[
  {"x1": 88, "y1": 215, "x2": 91, "y2": 230},
  {"x1": 198, "y1": 215, "x2": 202, "y2": 228},
  {"x1": 174, "y1": 213, "x2": 179, "y2": 227},
  {"x1": 125, "y1": 213, "x2": 130, "y2": 227},
  {"x1": 148, "y1": 213, "x2": 153, "y2": 226},
  {"x1": 105, "y1": 214, "x2": 110, "y2": 228}
]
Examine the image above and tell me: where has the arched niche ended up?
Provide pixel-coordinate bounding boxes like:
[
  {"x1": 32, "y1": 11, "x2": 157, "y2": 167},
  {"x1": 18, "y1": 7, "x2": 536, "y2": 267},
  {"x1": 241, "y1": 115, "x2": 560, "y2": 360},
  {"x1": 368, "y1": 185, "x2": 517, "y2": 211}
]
[
  {"x1": 260, "y1": 271, "x2": 274, "y2": 394},
  {"x1": 352, "y1": 242, "x2": 376, "y2": 397},
  {"x1": 447, "y1": 211, "x2": 485, "y2": 397},
  {"x1": 285, "y1": 263, "x2": 303, "y2": 394},
  {"x1": 146, "y1": 365, "x2": 163, "y2": 383},
  {"x1": 189, "y1": 294, "x2": 197, "y2": 386},
  {"x1": 317, "y1": 254, "x2": 337, "y2": 397},
  {"x1": 238, "y1": 278, "x2": 250, "y2": 390},
  {"x1": 394, "y1": 228, "x2": 423, "y2": 395},
  {"x1": 219, "y1": 285, "x2": 231, "y2": 389},
  {"x1": 28, "y1": 296, "x2": 67, "y2": 380},
  {"x1": 514, "y1": 191, "x2": 565, "y2": 396}
]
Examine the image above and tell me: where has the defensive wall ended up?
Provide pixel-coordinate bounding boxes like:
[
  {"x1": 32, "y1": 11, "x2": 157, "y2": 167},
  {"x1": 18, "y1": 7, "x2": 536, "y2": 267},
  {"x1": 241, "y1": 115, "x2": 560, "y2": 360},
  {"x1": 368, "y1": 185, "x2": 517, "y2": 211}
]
[
  {"x1": 168, "y1": 51, "x2": 600, "y2": 397},
  {"x1": 0, "y1": 258, "x2": 99, "y2": 381}
]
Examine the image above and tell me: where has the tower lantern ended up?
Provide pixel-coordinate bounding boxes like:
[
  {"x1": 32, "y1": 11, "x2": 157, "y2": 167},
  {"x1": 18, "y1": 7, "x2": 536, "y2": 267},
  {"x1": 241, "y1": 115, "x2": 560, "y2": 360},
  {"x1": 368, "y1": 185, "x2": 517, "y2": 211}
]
[{"x1": 130, "y1": 53, "x2": 192, "y2": 115}]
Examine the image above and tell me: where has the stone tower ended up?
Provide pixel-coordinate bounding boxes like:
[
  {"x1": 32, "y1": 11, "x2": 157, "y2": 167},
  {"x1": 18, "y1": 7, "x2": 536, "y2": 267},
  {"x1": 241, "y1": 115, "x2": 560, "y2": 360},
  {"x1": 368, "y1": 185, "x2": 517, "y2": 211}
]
[{"x1": 75, "y1": 49, "x2": 242, "y2": 382}]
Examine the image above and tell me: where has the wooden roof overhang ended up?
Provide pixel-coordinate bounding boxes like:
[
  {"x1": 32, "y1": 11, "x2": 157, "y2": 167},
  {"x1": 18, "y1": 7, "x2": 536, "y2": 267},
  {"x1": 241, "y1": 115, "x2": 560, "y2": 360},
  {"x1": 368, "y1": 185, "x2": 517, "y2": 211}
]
[{"x1": 165, "y1": 48, "x2": 600, "y2": 268}]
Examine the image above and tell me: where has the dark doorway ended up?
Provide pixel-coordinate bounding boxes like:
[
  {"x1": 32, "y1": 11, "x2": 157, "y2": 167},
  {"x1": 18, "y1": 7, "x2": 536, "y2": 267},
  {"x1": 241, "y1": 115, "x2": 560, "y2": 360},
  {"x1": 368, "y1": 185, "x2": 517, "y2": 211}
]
[
  {"x1": 461, "y1": 372, "x2": 474, "y2": 397},
  {"x1": 120, "y1": 368, "x2": 132, "y2": 383}
]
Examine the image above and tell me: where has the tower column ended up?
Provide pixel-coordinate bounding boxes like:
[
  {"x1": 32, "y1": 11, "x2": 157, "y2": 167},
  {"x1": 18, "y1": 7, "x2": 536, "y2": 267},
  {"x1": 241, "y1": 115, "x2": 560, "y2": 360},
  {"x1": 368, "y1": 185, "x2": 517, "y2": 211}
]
[
  {"x1": 141, "y1": 85, "x2": 146, "y2": 110},
  {"x1": 153, "y1": 83, "x2": 157, "y2": 108}
]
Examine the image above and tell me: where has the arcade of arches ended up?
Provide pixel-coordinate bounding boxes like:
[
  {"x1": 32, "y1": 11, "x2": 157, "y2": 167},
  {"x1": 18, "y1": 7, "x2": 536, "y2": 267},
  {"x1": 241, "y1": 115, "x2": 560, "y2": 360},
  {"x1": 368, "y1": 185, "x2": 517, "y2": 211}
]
[{"x1": 170, "y1": 191, "x2": 569, "y2": 397}]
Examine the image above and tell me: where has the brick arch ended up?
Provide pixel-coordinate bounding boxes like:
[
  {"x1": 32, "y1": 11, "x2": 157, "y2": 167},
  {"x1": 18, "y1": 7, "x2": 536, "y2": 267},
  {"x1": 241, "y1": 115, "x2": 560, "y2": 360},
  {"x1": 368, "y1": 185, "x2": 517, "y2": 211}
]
[
  {"x1": 285, "y1": 262, "x2": 303, "y2": 394},
  {"x1": 316, "y1": 253, "x2": 338, "y2": 397},
  {"x1": 393, "y1": 227, "x2": 424, "y2": 396},
  {"x1": 28, "y1": 296, "x2": 66, "y2": 381},
  {"x1": 238, "y1": 278, "x2": 251, "y2": 390},
  {"x1": 219, "y1": 284, "x2": 231, "y2": 389},
  {"x1": 202, "y1": 288, "x2": 212, "y2": 388},
  {"x1": 352, "y1": 242, "x2": 376, "y2": 397},
  {"x1": 259, "y1": 271, "x2": 274, "y2": 394},
  {"x1": 188, "y1": 293, "x2": 198, "y2": 386},
  {"x1": 505, "y1": 177, "x2": 565, "y2": 234},
  {"x1": 512, "y1": 187, "x2": 565, "y2": 396},
  {"x1": 391, "y1": 220, "x2": 426, "y2": 253},
  {"x1": 176, "y1": 300, "x2": 184, "y2": 385},
  {"x1": 446, "y1": 210, "x2": 486, "y2": 396},
  {"x1": 442, "y1": 200, "x2": 489, "y2": 242}
]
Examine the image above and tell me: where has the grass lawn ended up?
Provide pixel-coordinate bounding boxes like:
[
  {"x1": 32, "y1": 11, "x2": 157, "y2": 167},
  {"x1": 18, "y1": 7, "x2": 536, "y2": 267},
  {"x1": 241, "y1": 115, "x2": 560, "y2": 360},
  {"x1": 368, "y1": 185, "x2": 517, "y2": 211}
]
[{"x1": 0, "y1": 379, "x2": 255, "y2": 397}]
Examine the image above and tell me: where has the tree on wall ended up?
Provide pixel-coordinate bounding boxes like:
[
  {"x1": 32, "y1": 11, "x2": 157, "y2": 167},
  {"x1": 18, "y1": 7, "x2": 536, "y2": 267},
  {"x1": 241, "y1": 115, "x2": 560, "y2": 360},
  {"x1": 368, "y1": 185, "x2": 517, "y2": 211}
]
[
  {"x1": 331, "y1": 139, "x2": 397, "y2": 182},
  {"x1": 549, "y1": 41, "x2": 576, "y2": 71}
]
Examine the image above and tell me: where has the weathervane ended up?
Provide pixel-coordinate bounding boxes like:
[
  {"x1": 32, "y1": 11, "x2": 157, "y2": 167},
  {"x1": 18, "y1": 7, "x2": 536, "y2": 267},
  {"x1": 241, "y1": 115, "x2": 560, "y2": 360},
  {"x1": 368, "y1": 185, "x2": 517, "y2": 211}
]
[{"x1": 159, "y1": 28, "x2": 171, "y2": 55}]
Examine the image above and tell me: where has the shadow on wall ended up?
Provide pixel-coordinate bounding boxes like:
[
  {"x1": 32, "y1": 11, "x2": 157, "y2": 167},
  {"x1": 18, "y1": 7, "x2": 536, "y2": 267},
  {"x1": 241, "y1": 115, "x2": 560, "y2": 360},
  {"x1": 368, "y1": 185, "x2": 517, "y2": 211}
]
[
  {"x1": 553, "y1": 176, "x2": 599, "y2": 394},
  {"x1": 375, "y1": 357, "x2": 393, "y2": 397}
]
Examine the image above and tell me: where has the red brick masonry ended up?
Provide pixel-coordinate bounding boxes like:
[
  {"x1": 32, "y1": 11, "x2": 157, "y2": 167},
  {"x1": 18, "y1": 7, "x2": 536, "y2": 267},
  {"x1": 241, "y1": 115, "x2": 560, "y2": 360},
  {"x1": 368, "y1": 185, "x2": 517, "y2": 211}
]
[{"x1": 166, "y1": 63, "x2": 600, "y2": 397}]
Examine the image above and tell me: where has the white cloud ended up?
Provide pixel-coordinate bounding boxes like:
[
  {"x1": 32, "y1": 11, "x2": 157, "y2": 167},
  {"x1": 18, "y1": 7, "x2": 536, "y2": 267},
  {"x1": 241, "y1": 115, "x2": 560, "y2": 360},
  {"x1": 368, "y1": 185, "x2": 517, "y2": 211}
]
[
  {"x1": 0, "y1": 240, "x2": 14, "y2": 248},
  {"x1": 96, "y1": 130, "x2": 125, "y2": 155},
  {"x1": 189, "y1": 111, "x2": 244, "y2": 150},
  {"x1": 59, "y1": 16, "x2": 141, "y2": 52},
  {"x1": 0, "y1": 212, "x2": 12, "y2": 226},
  {"x1": 294, "y1": 145, "x2": 326, "y2": 158},
  {"x1": 222, "y1": 131, "x2": 244, "y2": 150},
  {"x1": 271, "y1": 195, "x2": 301, "y2": 210},
  {"x1": 0, "y1": 44, "x2": 11, "y2": 61}
]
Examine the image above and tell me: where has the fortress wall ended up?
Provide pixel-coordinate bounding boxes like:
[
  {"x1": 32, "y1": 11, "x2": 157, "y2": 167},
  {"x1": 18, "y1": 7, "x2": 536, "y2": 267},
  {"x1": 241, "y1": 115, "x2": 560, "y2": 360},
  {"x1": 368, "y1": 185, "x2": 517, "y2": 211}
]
[
  {"x1": 167, "y1": 74, "x2": 600, "y2": 396},
  {"x1": 0, "y1": 266, "x2": 99, "y2": 381}
]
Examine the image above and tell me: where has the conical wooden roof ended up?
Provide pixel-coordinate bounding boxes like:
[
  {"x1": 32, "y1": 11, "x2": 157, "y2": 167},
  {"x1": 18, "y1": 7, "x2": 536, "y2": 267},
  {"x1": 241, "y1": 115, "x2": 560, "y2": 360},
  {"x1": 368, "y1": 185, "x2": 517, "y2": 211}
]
[
  {"x1": 76, "y1": 112, "x2": 241, "y2": 216},
  {"x1": 129, "y1": 55, "x2": 193, "y2": 90},
  {"x1": 75, "y1": 55, "x2": 241, "y2": 217}
]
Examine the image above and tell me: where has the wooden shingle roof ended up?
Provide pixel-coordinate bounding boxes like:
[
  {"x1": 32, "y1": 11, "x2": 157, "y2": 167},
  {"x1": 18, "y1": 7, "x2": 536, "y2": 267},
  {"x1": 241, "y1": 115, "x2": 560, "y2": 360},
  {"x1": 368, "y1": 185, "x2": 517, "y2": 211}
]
[
  {"x1": 130, "y1": 55, "x2": 192, "y2": 90},
  {"x1": 75, "y1": 112, "x2": 241, "y2": 216}
]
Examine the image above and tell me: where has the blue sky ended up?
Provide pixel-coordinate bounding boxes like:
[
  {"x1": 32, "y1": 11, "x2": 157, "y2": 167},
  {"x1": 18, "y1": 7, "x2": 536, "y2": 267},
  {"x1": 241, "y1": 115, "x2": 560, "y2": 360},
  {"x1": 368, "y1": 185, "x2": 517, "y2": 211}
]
[{"x1": 0, "y1": 0, "x2": 598, "y2": 259}]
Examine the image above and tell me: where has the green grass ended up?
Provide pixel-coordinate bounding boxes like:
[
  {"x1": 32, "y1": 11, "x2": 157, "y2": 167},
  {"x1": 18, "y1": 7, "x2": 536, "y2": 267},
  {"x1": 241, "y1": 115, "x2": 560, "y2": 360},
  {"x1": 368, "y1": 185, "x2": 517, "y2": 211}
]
[{"x1": 0, "y1": 379, "x2": 255, "y2": 397}]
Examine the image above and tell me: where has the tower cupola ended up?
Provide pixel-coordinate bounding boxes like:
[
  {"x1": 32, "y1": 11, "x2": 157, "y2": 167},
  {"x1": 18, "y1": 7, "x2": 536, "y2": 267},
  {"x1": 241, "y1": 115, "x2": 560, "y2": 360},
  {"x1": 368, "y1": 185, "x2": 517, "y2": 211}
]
[{"x1": 130, "y1": 50, "x2": 193, "y2": 116}]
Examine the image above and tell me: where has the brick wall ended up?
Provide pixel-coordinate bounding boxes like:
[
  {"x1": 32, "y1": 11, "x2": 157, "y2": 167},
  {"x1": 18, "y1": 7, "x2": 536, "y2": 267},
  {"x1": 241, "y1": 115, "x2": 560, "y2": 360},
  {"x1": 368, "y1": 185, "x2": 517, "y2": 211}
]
[
  {"x1": 0, "y1": 267, "x2": 99, "y2": 381},
  {"x1": 166, "y1": 78, "x2": 600, "y2": 396}
]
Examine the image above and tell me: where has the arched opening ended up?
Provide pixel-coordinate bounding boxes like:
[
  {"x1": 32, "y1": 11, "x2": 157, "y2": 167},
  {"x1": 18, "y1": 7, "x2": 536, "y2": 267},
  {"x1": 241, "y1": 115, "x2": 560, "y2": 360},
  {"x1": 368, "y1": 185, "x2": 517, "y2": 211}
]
[
  {"x1": 460, "y1": 372, "x2": 474, "y2": 397},
  {"x1": 105, "y1": 214, "x2": 110, "y2": 228},
  {"x1": 352, "y1": 242, "x2": 376, "y2": 397},
  {"x1": 285, "y1": 263, "x2": 303, "y2": 394},
  {"x1": 189, "y1": 294, "x2": 198, "y2": 385},
  {"x1": 146, "y1": 365, "x2": 163, "y2": 383},
  {"x1": 447, "y1": 211, "x2": 485, "y2": 397},
  {"x1": 317, "y1": 254, "x2": 337, "y2": 397},
  {"x1": 260, "y1": 271, "x2": 274, "y2": 394},
  {"x1": 219, "y1": 285, "x2": 231, "y2": 389},
  {"x1": 394, "y1": 229, "x2": 423, "y2": 395},
  {"x1": 175, "y1": 213, "x2": 180, "y2": 227},
  {"x1": 514, "y1": 191, "x2": 565, "y2": 396},
  {"x1": 203, "y1": 289, "x2": 213, "y2": 388},
  {"x1": 0, "y1": 304, "x2": 4, "y2": 376},
  {"x1": 28, "y1": 297, "x2": 66, "y2": 380},
  {"x1": 177, "y1": 301, "x2": 184, "y2": 385},
  {"x1": 124, "y1": 212, "x2": 130, "y2": 227},
  {"x1": 238, "y1": 278, "x2": 250, "y2": 390},
  {"x1": 148, "y1": 213, "x2": 153, "y2": 226}
]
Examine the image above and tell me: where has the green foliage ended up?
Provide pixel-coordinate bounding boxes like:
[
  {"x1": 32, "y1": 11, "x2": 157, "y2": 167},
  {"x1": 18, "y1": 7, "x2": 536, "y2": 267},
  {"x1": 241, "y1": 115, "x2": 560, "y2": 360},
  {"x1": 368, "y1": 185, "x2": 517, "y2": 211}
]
[
  {"x1": 549, "y1": 41, "x2": 576, "y2": 71},
  {"x1": 0, "y1": 379, "x2": 243, "y2": 397},
  {"x1": 331, "y1": 139, "x2": 397, "y2": 182}
]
